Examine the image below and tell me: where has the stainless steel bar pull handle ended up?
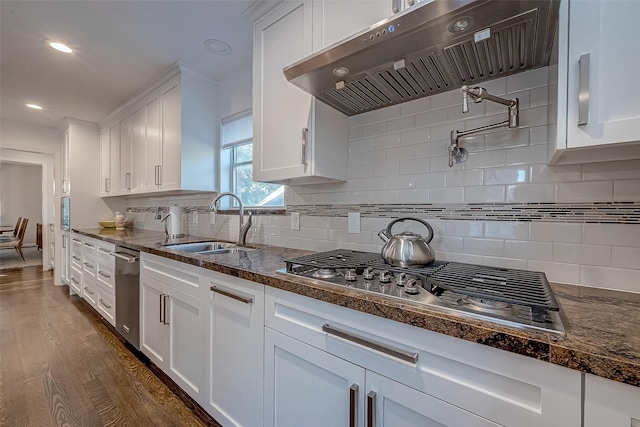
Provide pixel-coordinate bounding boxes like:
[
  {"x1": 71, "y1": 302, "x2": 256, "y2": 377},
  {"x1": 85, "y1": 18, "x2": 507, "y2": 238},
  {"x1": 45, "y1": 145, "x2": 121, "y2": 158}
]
[
  {"x1": 349, "y1": 384, "x2": 359, "y2": 427},
  {"x1": 125, "y1": 172, "x2": 132, "y2": 190},
  {"x1": 159, "y1": 293, "x2": 164, "y2": 323},
  {"x1": 210, "y1": 285, "x2": 253, "y2": 304},
  {"x1": 578, "y1": 53, "x2": 590, "y2": 126},
  {"x1": 83, "y1": 262, "x2": 94, "y2": 269},
  {"x1": 84, "y1": 287, "x2": 94, "y2": 295},
  {"x1": 155, "y1": 165, "x2": 162, "y2": 186},
  {"x1": 98, "y1": 271, "x2": 111, "y2": 279},
  {"x1": 323, "y1": 323, "x2": 418, "y2": 364},
  {"x1": 72, "y1": 256, "x2": 80, "y2": 261},
  {"x1": 99, "y1": 299, "x2": 112, "y2": 309},
  {"x1": 71, "y1": 278, "x2": 79, "y2": 285},
  {"x1": 367, "y1": 391, "x2": 376, "y2": 427},
  {"x1": 301, "y1": 128, "x2": 308, "y2": 172}
]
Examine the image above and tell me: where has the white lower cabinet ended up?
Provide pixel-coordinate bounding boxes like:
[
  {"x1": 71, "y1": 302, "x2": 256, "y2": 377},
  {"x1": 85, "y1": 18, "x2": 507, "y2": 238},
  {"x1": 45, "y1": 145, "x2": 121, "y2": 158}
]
[
  {"x1": 584, "y1": 374, "x2": 640, "y2": 427},
  {"x1": 365, "y1": 371, "x2": 499, "y2": 427},
  {"x1": 264, "y1": 327, "x2": 365, "y2": 427},
  {"x1": 206, "y1": 271, "x2": 264, "y2": 427},
  {"x1": 60, "y1": 232, "x2": 70, "y2": 286},
  {"x1": 265, "y1": 287, "x2": 582, "y2": 427},
  {"x1": 140, "y1": 253, "x2": 207, "y2": 406}
]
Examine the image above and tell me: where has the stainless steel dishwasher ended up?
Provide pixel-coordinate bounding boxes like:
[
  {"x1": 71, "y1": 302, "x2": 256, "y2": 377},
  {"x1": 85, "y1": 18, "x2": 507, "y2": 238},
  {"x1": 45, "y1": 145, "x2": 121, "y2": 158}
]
[{"x1": 111, "y1": 248, "x2": 140, "y2": 350}]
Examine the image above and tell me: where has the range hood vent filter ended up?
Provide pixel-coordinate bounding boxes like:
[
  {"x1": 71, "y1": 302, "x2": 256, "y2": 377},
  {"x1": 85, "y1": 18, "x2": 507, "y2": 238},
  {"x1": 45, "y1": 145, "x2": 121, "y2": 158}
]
[{"x1": 284, "y1": 0, "x2": 559, "y2": 116}]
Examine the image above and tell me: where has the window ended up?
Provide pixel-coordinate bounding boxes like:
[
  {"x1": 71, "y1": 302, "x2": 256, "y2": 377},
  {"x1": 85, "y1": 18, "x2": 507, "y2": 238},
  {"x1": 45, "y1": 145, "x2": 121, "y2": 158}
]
[{"x1": 220, "y1": 110, "x2": 283, "y2": 208}]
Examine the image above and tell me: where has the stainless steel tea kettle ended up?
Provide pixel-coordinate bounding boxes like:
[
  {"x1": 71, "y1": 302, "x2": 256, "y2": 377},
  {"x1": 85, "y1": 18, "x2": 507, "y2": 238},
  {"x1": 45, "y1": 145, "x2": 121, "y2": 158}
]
[{"x1": 378, "y1": 217, "x2": 436, "y2": 267}]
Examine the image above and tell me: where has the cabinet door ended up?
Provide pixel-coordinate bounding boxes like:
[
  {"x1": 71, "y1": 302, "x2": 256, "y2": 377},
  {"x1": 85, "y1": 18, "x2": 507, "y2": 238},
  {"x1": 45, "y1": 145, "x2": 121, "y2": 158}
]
[
  {"x1": 313, "y1": 0, "x2": 390, "y2": 49},
  {"x1": 119, "y1": 114, "x2": 133, "y2": 192},
  {"x1": 207, "y1": 274, "x2": 264, "y2": 427},
  {"x1": 366, "y1": 371, "x2": 500, "y2": 427},
  {"x1": 144, "y1": 93, "x2": 161, "y2": 192},
  {"x1": 61, "y1": 131, "x2": 70, "y2": 195},
  {"x1": 265, "y1": 328, "x2": 366, "y2": 427},
  {"x1": 108, "y1": 123, "x2": 120, "y2": 194},
  {"x1": 566, "y1": 0, "x2": 640, "y2": 149},
  {"x1": 131, "y1": 106, "x2": 146, "y2": 192},
  {"x1": 253, "y1": 1, "x2": 313, "y2": 182},
  {"x1": 160, "y1": 78, "x2": 181, "y2": 190},
  {"x1": 584, "y1": 374, "x2": 640, "y2": 427},
  {"x1": 165, "y1": 286, "x2": 206, "y2": 403},
  {"x1": 99, "y1": 130, "x2": 110, "y2": 195},
  {"x1": 140, "y1": 275, "x2": 167, "y2": 367},
  {"x1": 60, "y1": 232, "x2": 70, "y2": 285}
]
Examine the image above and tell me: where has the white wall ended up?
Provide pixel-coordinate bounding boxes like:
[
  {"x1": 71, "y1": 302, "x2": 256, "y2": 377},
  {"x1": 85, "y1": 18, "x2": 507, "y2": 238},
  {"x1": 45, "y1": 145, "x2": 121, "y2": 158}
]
[
  {"x1": 0, "y1": 118, "x2": 60, "y2": 154},
  {"x1": 0, "y1": 163, "x2": 42, "y2": 244},
  {"x1": 217, "y1": 61, "x2": 252, "y2": 119}
]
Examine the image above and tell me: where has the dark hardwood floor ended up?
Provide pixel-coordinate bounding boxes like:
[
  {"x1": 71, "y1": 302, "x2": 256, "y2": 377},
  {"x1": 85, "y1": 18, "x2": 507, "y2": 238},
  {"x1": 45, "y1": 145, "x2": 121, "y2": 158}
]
[{"x1": 0, "y1": 266, "x2": 206, "y2": 427}]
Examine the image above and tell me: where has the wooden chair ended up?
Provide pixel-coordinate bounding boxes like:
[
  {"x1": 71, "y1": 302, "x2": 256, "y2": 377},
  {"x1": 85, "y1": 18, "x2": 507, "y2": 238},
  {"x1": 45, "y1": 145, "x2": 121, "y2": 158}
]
[
  {"x1": 0, "y1": 217, "x2": 22, "y2": 242},
  {"x1": 0, "y1": 218, "x2": 28, "y2": 261},
  {"x1": 12, "y1": 217, "x2": 22, "y2": 237}
]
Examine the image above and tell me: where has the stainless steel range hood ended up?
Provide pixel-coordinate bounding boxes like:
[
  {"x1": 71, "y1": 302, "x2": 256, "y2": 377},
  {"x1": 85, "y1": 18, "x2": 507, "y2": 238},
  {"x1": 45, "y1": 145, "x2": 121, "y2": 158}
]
[{"x1": 284, "y1": 0, "x2": 560, "y2": 116}]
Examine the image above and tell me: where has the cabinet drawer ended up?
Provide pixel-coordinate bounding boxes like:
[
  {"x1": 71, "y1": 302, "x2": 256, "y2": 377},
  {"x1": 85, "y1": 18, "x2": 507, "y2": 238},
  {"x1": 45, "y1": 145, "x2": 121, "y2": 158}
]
[
  {"x1": 71, "y1": 250, "x2": 83, "y2": 270},
  {"x1": 96, "y1": 241, "x2": 115, "y2": 261},
  {"x1": 96, "y1": 258, "x2": 115, "y2": 291},
  {"x1": 82, "y1": 253, "x2": 96, "y2": 278},
  {"x1": 69, "y1": 266, "x2": 82, "y2": 295},
  {"x1": 265, "y1": 287, "x2": 581, "y2": 427},
  {"x1": 140, "y1": 253, "x2": 205, "y2": 299},
  {"x1": 82, "y1": 276, "x2": 98, "y2": 307},
  {"x1": 96, "y1": 284, "x2": 115, "y2": 326}
]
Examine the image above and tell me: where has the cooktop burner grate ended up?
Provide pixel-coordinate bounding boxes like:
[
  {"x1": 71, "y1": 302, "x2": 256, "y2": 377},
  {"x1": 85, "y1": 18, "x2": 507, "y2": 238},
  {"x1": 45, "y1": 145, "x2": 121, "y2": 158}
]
[
  {"x1": 284, "y1": 249, "x2": 381, "y2": 270},
  {"x1": 428, "y1": 263, "x2": 559, "y2": 314}
]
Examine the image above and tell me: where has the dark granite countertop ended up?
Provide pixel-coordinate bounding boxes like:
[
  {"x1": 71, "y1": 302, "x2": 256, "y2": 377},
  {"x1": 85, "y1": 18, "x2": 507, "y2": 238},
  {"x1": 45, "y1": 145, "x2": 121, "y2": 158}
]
[{"x1": 75, "y1": 228, "x2": 640, "y2": 388}]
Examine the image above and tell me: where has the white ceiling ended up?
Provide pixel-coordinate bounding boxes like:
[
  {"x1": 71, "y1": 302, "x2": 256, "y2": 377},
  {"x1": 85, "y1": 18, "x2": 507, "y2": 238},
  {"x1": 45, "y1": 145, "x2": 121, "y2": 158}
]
[{"x1": 0, "y1": 0, "x2": 256, "y2": 129}]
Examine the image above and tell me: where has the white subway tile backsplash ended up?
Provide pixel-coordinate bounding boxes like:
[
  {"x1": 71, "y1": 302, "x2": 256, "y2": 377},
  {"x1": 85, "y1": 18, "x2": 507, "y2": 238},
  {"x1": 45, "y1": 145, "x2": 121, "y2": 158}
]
[
  {"x1": 612, "y1": 247, "x2": 640, "y2": 270},
  {"x1": 445, "y1": 220, "x2": 483, "y2": 237},
  {"x1": 414, "y1": 172, "x2": 446, "y2": 188},
  {"x1": 529, "y1": 86, "x2": 549, "y2": 108},
  {"x1": 614, "y1": 179, "x2": 640, "y2": 201},
  {"x1": 387, "y1": 116, "x2": 415, "y2": 133},
  {"x1": 372, "y1": 190, "x2": 400, "y2": 204},
  {"x1": 506, "y1": 183, "x2": 555, "y2": 203},
  {"x1": 504, "y1": 241, "x2": 553, "y2": 261},
  {"x1": 400, "y1": 127, "x2": 431, "y2": 145},
  {"x1": 348, "y1": 164, "x2": 374, "y2": 179},
  {"x1": 583, "y1": 223, "x2": 640, "y2": 247},
  {"x1": 527, "y1": 260, "x2": 580, "y2": 284},
  {"x1": 361, "y1": 149, "x2": 386, "y2": 165},
  {"x1": 505, "y1": 145, "x2": 547, "y2": 166},
  {"x1": 399, "y1": 158, "x2": 430, "y2": 175},
  {"x1": 484, "y1": 127, "x2": 529, "y2": 150},
  {"x1": 581, "y1": 159, "x2": 640, "y2": 180},
  {"x1": 350, "y1": 110, "x2": 375, "y2": 128},
  {"x1": 482, "y1": 256, "x2": 528, "y2": 270},
  {"x1": 428, "y1": 187, "x2": 464, "y2": 203},
  {"x1": 463, "y1": 237, "x2": 504, "y2": 256},
  {"x1": 507, "y1": 68, "x2": 548, "y2": 92},
  {"x1": 580, "y1": 266, "x2": 640, "y2": 293},
  {"x1": 374, "y1": 105, "x2": 401, "y2": 122},
  {"x1": 429, "y1": 89, "x2": 462, "y2": 109},
  {"x1": 484, "y1": 222, "x2": 530, "y2": 240},
  {"x1": 556, "y1": 181, "x2": 614, "y2": 202},
  {"x1": 529, "y1": 164, "x2": 582, "y2": 183},
  {"x1": 398, "y1": 188, "x2": 429, "y2": 203},
  {"x1": 414, "y1": 108, "x2": 448, "y2": 127},
  {"x1": 400, "y1": 96, "x2": 430, "y2": 116},
  {"x1": 360, "y1": 177, "x2": 386, "y2": 191},
  {"x1": 464, "y1": 185, "x2": 505, "y2": 203},
  {"x1": 385, "y1": 174, "x2": 415, "y2": 190},
  {"x1": 518, "y1": 105, "x2": 548, "y2": 128},
  {"x1": 553, "y1": 243, "x2": 612, "y2": 267},
  {"x1": 484, "y1": 166, "x2": 528, "y2": 185},
  {"x1": 445, "y1": 169, "x2": 484, "y2": 187},
  {"x1": 372, "y1": 162, "x2": 400, "y2": 177},
  {"x1": 361, "y1": 121, "x2": 387, "y2": 138},
  {"x1": 529, "y1": 125, "x2": 549, "y2": 145},
  {"x1": 439, "y1": 252, "x2": 484, "y2": 264},
  {"x1": 464, "y1": 150, "x2": 506, "y2": 169},
  {"x1": 373, "y1": 133, "x2": 401, "y2": 150},
  {"x1": 530, "y1": 222, "x2": 582, "y2": 243},
  {"x1": 432, "y1": 235, "x2": 464, "y2": 252}
]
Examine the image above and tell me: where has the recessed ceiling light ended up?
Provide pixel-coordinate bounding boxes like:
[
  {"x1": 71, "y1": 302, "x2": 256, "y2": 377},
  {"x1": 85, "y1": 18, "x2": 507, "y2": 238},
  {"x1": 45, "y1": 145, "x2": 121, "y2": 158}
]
[
  {"x1": 49, "y1": 41, "x2": 73, "y2": 53},
  {"x1": 26, "y1": 103, "x2": 43, "y2": 110},
  {"x1": 204, "y1": 39, "x2": 231, "y2": 56}
]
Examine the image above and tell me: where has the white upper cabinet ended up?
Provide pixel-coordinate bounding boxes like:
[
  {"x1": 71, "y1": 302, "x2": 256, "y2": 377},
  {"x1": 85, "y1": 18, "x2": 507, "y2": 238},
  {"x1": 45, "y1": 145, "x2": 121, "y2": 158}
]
[
  {"x1": 99, "y1": 64, "x2": 219, "y2": 196},
  {"x1": 549, "y1": 0, "x2": 640, "y2": 164},
  {"x1": 250, "y1": 0, "x2": 390, "y2": 184}
]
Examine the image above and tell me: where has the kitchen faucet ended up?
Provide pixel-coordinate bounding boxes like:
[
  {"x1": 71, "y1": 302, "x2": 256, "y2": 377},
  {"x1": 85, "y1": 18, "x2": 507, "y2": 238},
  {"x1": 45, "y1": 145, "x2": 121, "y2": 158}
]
[
  {"x1": 449, "y1": 85, "x2": 519, "y2": 167},
  {"x1": 208, "y1": 192, "x2": 252, "y2": 246}
]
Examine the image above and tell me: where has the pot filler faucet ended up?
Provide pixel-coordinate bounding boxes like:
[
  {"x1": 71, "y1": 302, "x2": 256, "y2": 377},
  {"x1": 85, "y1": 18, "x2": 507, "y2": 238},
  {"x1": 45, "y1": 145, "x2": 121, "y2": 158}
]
[
  {"x1": 448, "y1": 85, "x2": 519, "y2": 167},
  {"x1": 208, "y1": 192, "x2": 252, "y2": 246}
]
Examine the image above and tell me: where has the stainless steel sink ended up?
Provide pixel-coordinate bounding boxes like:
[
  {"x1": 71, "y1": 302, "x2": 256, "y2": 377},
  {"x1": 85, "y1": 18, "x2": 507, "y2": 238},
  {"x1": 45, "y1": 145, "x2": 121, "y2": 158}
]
[
  {"x1": 163, "y1": 241, "x2": 253, "y2": 255},
  {"x1": 164, "y1": 241, "x2": 236, "y2": 253}
]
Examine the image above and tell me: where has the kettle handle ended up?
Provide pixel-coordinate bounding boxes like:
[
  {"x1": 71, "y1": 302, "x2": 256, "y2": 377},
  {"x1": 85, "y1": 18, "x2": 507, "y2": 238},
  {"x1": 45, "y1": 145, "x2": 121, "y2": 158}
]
[{"x1": 385, "y1": 217, "x2": 434, "y2": 243}]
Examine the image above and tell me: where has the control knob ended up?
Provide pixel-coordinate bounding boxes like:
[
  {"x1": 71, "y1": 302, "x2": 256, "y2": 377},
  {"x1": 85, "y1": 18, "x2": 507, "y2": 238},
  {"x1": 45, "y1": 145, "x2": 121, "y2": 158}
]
[
  {"x1": 363, "y1": 267, "x2": 375, "y2": 280},
  {"x1": 378, "y1": 270, "x2": 392, "y2": 283},
  {"x1": 404, "y1": 278, "x2": 420, "y2": 295},
  {"x1": 395, "y1": 272, "x2": 408, "y2": 287},
  {"x1": 345, "y1": 269, "x2": 358, "y2": 281}
]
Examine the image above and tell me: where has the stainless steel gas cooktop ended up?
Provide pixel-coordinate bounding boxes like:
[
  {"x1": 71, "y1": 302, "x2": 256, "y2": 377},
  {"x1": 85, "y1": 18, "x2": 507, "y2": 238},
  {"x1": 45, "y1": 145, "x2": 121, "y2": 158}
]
[{"x1": 278, "y1": 249, "x2": 564, "y2": 336}]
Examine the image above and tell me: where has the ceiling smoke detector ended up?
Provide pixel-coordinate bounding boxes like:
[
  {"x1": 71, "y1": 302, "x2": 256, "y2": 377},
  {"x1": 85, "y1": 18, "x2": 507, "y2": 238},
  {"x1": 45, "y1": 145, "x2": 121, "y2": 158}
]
[{"x1": 204, "y1": 39, "x2": 232, "y2": 56}]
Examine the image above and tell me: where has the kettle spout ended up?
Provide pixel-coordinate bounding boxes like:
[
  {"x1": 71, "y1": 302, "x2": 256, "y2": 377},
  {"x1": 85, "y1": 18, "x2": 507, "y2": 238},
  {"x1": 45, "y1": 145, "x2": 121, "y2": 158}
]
[{"x1": 377, "y1": 229, "x2": 391, "y2": 242}]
